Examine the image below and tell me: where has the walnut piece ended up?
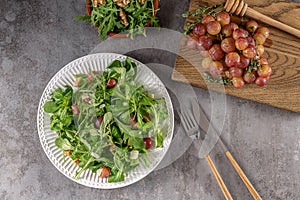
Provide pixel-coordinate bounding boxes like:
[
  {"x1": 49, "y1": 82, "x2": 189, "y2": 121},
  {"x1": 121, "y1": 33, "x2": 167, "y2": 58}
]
[
  {"x1": 92, "y1": 0, "x2": 106, "y2": 7},
  {"x1": 113, "y1": 0, "x2": 130, "y2": 8},
  {"x1": 119, "y1": 9, "x2": 129, "y2": 26},
  {"x1": 138, "y1": 0, "x2": 146, "y2": 4}
]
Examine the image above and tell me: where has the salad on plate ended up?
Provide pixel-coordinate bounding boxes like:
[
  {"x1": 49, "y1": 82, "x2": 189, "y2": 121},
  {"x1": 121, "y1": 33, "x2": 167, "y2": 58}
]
[{"x1": 43, "y1": 57, "x2": 168, "y2": 183}]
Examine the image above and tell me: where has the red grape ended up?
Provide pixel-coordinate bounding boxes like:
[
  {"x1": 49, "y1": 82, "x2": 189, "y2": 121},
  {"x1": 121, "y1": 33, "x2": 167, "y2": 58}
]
[
  {"x1": 221, "y1": 37, "x2": 236, "y2": 53},
  {"x1": 143, "y1": 138, "x2": 153, "y2": 149},
  {"x1": 208, "y1": 44, "x2": 224, "y2": 61},
  {"x1": 232, "y1": 77, "x2": 245, "y2": 88},
  {"x1": 186, "y1": 36, "x2": 198, "y2": 50},
  {"x1": 260, "y1": 57, "x2": 269, "y2": 65},
  {"x1": 202, "y1": 15, "x2": 215, "y2": 24},
  {"x1": 216, "y1": 12, "x2": 230, "y2": 26},
  {"x1": 236, "y1": 54, "x2": 250, "y2": 68},
  {"x1": 225, "y1": 52, "x2": 240, "y2": 67},
  {"x1": 253, "y1": 33, "x2": 266, "y2": 45},
  {"x1": 233, "y1": 28, "x2": 249, "y2": 40},
  {"x1": 257, "y1": 44, "x2": 264, "y2": 57},
  {"x1": 221, "y1": 24, "x2": 233, "y2": 37},
  {"x1": 229, "y1": 67, "x2": 243, "y2": 77},
  {"x1": 199, "y1": 50, "x2": 209, "y2": 57},
  {"x1": 98, "y1": 167, "x2": 110, "y2": 178},
  {"x1": 206, "y1": 21, "x2": 221, "y2": 35},
  {"x1": 256, "y1": 27, "x2": 270, "y2": 38},
  {"x1": 94, "y1": 116, "x2": 103, "y2": 129},
  {"x1": 246, "y1": 20, "x2": 258, "y2": 33},
  {"x1": 202, "y1": 57, "x2": 213, "y2": 70},
  {"x1": 243, "y1": 45, "x2": 257, "y2": 58},
  {"x1": 210, "y1": 61, "x2": 225, "y2": 76},
  {"x1": 246, "y1": 36, "x2": 255, "y2": 47},
  {"x1": 255, "y1": 77, "x2": 267, "y2": 87},
  {"x1": 72, "y1": 105, "x2": 80, "y2": 115},
  {"x1": 198, "y1": 35, "x2": 213, "y2": 50},
  {"x1": 229, "y1": 22, "x2": 239, "y2": 30},
  {"x1": 107, "y1": 78, "x2": 117, "y2": 88},
  {"x1": 235, "y1": 37, "x2": 249, "y2": 50},
  {"x1": 193, "y1": 23, "x2": 206, "y2": 37},
  {"x1": 257, "y1": 64, "x2": 272, "y2": 78},
  {"x1": 224, "y1": 70, "x2": 232, "y2": 79},
  {"x1": 243, "y1": 71, "x2": 257, "y2": 83}
]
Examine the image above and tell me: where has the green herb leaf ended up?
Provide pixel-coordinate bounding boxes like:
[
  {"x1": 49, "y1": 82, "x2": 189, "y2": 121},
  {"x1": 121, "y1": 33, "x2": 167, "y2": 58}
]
[
  {"x1": 55, "y1": 137, "x2": 74, "y2": 150},
  {"x1": 44, "y1": 101, "x2": 59, "y2": 113}
]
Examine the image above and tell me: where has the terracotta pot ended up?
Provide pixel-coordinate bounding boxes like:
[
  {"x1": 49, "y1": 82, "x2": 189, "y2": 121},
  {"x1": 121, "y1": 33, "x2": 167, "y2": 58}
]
[{"x1": 85, "y1": 0, "x2": 159, "y2": 38}]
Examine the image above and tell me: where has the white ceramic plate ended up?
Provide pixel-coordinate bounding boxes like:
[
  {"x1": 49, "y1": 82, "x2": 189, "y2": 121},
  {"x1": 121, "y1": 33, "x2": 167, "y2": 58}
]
[{"x1": 37, "y1": 53, "x2": 174, "y2": 189}]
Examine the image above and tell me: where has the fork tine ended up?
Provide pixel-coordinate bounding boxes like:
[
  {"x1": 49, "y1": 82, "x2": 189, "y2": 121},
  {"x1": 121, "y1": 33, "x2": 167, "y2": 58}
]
[{"x1": 180, "y1": 104, "x2": 199, "y2": 136}]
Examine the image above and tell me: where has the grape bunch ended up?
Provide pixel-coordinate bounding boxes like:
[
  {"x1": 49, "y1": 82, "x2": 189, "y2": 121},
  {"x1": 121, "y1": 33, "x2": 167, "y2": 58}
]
[{"x1": 186, "y1": 11, "x2": 271, "y2": 88}]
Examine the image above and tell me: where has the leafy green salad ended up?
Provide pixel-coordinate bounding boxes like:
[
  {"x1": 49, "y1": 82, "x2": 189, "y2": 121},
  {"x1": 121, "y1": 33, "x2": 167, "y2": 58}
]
[
  {"x1": 44, "y1": 58, "x2": 168, "y2": 182},
  {"x1": 76, "y1": 0, "x2": 159, "y2": 40}
]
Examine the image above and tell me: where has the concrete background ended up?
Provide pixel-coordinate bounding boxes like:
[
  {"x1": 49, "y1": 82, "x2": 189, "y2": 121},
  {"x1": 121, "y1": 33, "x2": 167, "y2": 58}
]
[{"x1": 1, "y1": 0, "x2": 300, "y2": 199}]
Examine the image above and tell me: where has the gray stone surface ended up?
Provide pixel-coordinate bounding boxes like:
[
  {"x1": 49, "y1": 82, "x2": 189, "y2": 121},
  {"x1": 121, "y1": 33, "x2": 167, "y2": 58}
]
[{"x1": 1, "y1": 0, "x2": 300, "y2": 199}]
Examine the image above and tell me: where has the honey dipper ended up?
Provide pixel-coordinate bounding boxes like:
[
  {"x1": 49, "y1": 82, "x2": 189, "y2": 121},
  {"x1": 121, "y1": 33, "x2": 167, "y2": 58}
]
[{"x1": 224, "y1": 0, "x2": 300, "y2": 38}]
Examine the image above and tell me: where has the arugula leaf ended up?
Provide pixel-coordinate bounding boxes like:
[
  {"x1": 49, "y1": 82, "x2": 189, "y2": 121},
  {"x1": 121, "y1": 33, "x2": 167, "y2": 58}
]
[
  {"x1": 75, "y1": 0, "x2": 160, "y2": 40},
  {"x1": 45, "y1": 57, "x2": 168, "y2": 183},
  {"x1": 155, "y1": 130, "x2": 163, "y2": 148}
]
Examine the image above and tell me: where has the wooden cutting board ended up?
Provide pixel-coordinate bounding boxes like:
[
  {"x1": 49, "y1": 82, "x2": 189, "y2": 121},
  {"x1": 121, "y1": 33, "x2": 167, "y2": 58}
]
[{"x1": 172, "y1": 0, "x2": 300, "y2": 112}]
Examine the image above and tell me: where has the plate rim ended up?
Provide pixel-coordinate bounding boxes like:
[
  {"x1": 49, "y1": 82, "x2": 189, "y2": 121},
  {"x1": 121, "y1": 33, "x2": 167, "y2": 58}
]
[{"x1": 37, "y1": 53, "x2": 174, "y2": 189}]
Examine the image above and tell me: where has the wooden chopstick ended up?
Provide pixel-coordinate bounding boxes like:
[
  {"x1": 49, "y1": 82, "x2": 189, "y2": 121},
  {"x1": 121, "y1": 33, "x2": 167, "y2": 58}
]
[
  {"x1": 205, "y1": 154, "x2": 233, "y2": 200},
  {"x1": 225, "y1": 151, "x2": 262, "y2": 200}
]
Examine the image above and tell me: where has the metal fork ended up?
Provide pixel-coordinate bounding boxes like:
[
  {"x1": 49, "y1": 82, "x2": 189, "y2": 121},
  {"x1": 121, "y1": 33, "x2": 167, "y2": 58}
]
[{"x1": 180, "y1": 105, "x2": 233, "y2": 200}]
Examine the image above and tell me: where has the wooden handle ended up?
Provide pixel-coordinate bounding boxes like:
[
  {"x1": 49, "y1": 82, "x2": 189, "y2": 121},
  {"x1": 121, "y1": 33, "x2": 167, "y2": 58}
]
[
  {"x1": 205, "y1": 154, "x2": 233, "y2": 200},
  {"x1": 246, "y1": 8, "x2": 300, "y2": 39},
  {"x1": 225, "y1": 151, "x2": 262, "y2": 200},
  {"x1": 225, "y1": 0, "x2": 300, "y2": 39}
]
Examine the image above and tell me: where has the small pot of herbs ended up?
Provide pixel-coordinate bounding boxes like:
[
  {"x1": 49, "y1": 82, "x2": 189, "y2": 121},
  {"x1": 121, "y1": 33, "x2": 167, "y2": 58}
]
[{"x1": 75, "y1": 0, "x2": 160, "y2": 40}]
